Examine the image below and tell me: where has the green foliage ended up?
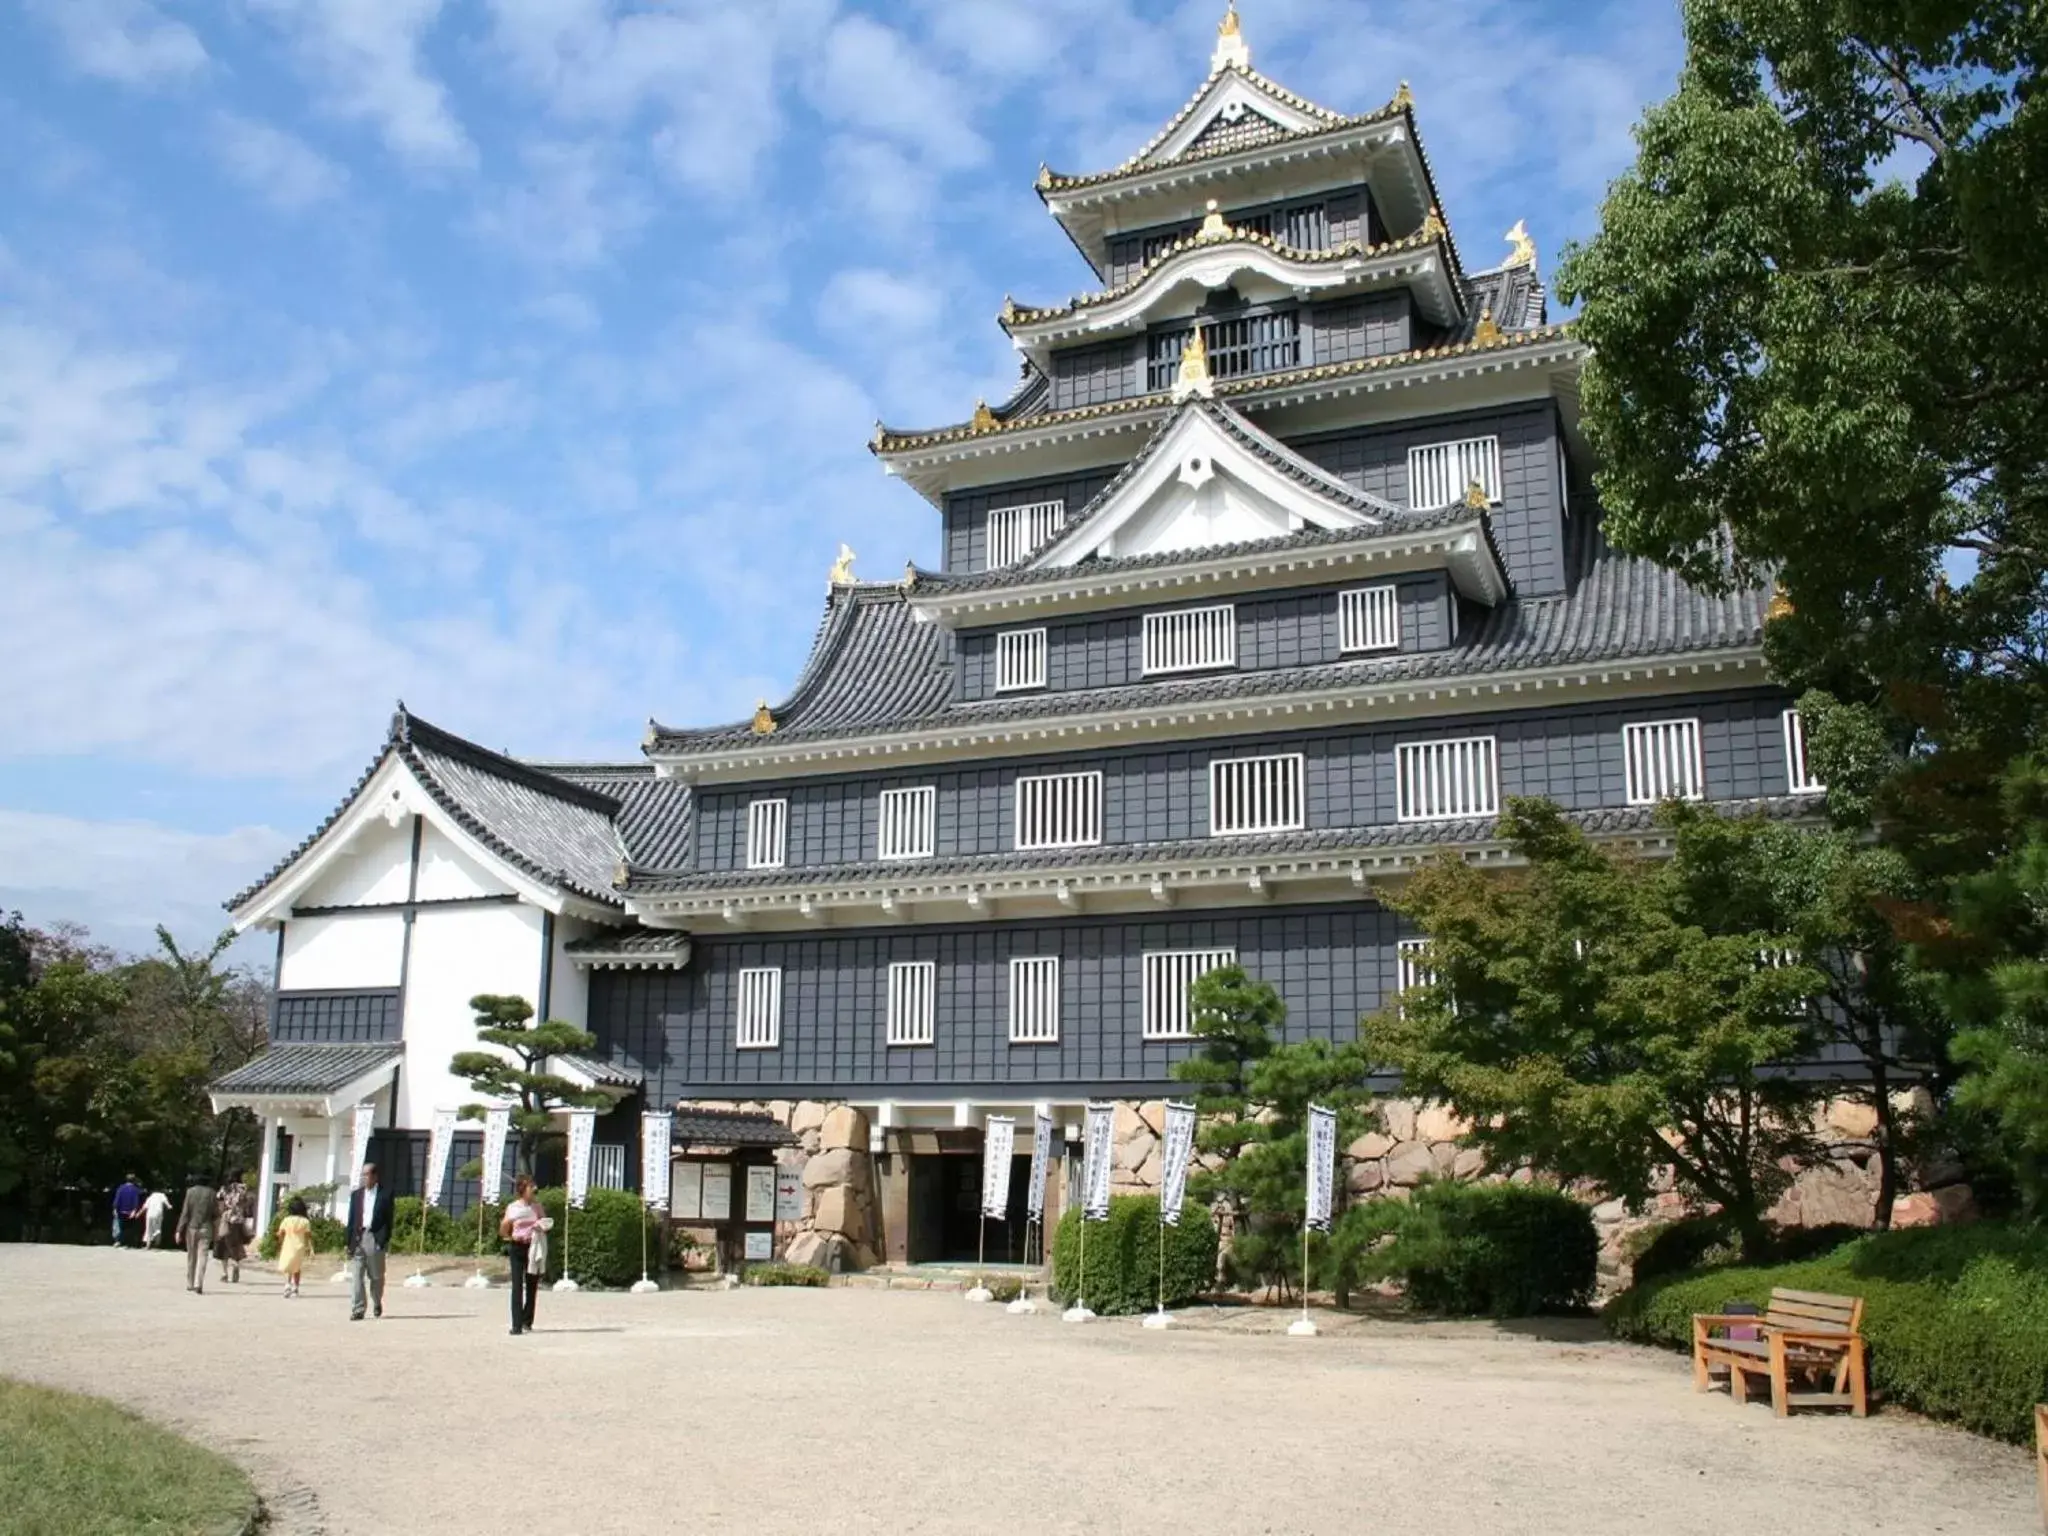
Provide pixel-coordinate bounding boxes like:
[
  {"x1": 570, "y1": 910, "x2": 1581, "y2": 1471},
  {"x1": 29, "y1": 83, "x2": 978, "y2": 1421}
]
[
  {"x1": 531, "y1": 1186, "x2": 664, "y2": 1288},
  {"x1": 451, "y1": 994, "x2": 610, "y2": 1176},
  {"x1": 1606, "y1": 1223, "x2": 2048, "y2": 1444},
  {"x1": 1622, "y1": 1213, "x2": 1866, "y2": 1287},
  {"x1": 1050, "y1": 1196, "x2": 1219, "y2": 1315},
  {"x1": 1363, "y1": 800, "x2": 1828, "y2": 1250},
  {"x1": 257, "y1": 1210, "x2": 345, "y2": 1262},
  {"x1": 742, "y1": 1262, "x2": 829, "y2": 1288},
  {"x1": 1171, "y1": 964, "x2": 1369, "y2": 1297},
  {"x1": 1329, "y1": 1181, "x2": 1598, "y2": 1318}
]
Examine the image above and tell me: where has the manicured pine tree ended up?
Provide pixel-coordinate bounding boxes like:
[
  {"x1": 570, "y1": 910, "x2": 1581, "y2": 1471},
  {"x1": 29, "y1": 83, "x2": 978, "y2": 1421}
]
[{"x1": 450, "y1": 995, "x2": 610, "y2": 1180}]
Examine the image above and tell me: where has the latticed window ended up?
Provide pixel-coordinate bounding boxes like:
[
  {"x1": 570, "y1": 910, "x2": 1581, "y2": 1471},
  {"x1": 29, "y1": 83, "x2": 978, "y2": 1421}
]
[
  {"x1": 1015, "y1": 771, "x2": 1103, "y2": 850},
  {"x1": 1395, "y1": 938, "x2": 1435, "y2": 1016},
  {"x1": 591, "y1": 1145, "x2": 626, "y2": 1190},
  {"x1": 735, "y1": 967, "x2": 781, "y2": 1050},
  {"x1": 1143, "y1": 604, "x2": 1235, "y2": 675},
  {"x1": 877, "y1": 786, "x2": 936, "y2": 861},
  {"x1": 1142, "y1": 949, "x2": 1236, "y2": 1040},
  {"x1": 1145, "y1": 310, "x2": 1302, "y2": 390},
  {"x1": 745, "y1": 798, "x2": 786, "y2": 870},
  {"x1": 1783, "y1": 710, "x2": 1823, "y2": 794},
  {"x1": 1395, "y1": 737, "x2": 1499, "y2": 822},
  {"x1": 1338, "y1": 585, "x2": 1400, "y2": 653},
  {"x1": 994, "y1": 628, "x2": 1047, "y2": 692},
  {"x1": 1008, "y1": 956, "x2": 1061, "y2": 1044},
  {"x1": 1407, "y1": 436, "x2": 1502, "y2": 510},
  {"x1": 1210, "y1": 753, "x2": 1305, "y2": 836},
  {"x1": 1622, "y1": 720, "x2": 1704, "y2": 805},
  {"x1": 986, "y1": 499, "x2": 1065, "y2": 568},
  {"x1": 886, "y1": 961, "x2": 936, "y2": 1047}
]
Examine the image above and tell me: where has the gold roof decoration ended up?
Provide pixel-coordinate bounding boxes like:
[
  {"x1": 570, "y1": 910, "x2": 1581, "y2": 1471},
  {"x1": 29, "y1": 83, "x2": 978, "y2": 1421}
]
[
  {"x1": 751, "y1": 700, "x2": 777, "y2": 736},
  {"x1": 1035, "y1": 162, "x2": 1052, "y2": 190},
  {"x1": 1473, "y1": 307, "x2": 1502, "y2": 345},
  {"x1": 1504, "y1": 219, "x2": 1537, "y2": 268},
  {"x1": 971, "y1": 398, "x2": 998, "y2": 432},
  {"x1": 1463, "y1": 479, "x2": 1490, "y2": 510},
  {"x1": 1198, "y1": 197, "x2": 1232, "y2": 239},
  {"x1": 1393, "y1": 80, "x2": 1414, "y2": 111},
  {"x1": 612, "y1": 860, "x2": 630, "y2": 890},
  {"x1": 902, "y1": 559, "x2": 919, "y2": 590},
  {"x1": 827, "y1": 543, "x2": 857, "y2": 588},
  {"x1": 1212, "y1": 1, "x2": 1250, "y2": 71},
  {"x1": 1172, "y1": 327, "x2": 1216, "y2": 402},
  {"x1": 1421, "y1": 205, "x2": 1446, "y2": 240},
  {"x1": 999, "y1": 295, "x2": 1019, "y2": 325},
  {"x1": 1766, "y1": 584, "x2": 1796, "y2": 623}
]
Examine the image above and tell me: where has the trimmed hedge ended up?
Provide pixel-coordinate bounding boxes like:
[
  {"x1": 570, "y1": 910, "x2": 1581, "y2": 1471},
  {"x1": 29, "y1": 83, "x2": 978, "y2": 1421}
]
[
  {"x1": 743, "y1": 1263, "x2": 830, "y2": 1287},
  {"x1": 1335, "y1": 1181, "x2": 1598, "y2": 1317},
  {"x1": 1624, "y1": 1214, "x2": 1866, "y2": 1286},
  {"x1": 531, "y1": 1187, "x2": 665, "y2": 1288},
  {"x1": 256, "y1": 1212, "x2": 344, "y2": 1262},
  {"x1": 1605, "y1": 1222, "x2": 2048, "y2": 1443},
  {"x1": 1051, "y1": 1196, "x2": 1219, "y2": 1315}
]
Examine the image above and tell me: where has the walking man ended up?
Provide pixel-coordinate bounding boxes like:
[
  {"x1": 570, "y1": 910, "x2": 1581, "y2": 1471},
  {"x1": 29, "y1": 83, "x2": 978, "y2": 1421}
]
[
  {"x1": 173, "y1": 1175, "x2": 217, "y2": 1293},
  {"x1": 345, "y1": 1162, "x2": 393, "y2": 1321},
  {"x1": 112, "y1": 1175, "x2": 144, "y2": 1248}
]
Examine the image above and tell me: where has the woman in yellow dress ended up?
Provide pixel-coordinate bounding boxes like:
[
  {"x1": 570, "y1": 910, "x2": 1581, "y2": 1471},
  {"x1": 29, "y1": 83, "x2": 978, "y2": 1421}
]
[{"x1": 275, "y1": 1197, "x2": 314, "y2": 1298}]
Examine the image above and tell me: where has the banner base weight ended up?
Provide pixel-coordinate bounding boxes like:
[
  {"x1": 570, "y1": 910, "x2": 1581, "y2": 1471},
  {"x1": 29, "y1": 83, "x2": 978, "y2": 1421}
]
[
  {"x1": 463, "y1": 1272, "x2": 491, "y2": 1289},
  {"x1": 552, "y1": 1277, "x2": 579, "y2": 1293},
  {"x1": 402, "y1": 1273, "x2": 430, "y2": 1289},
  {"x1": 1005, "y1": 1297, "x2": 1036, "y2": 1315},
  {"x1": 630, "y1": 1277, "x2": 660, "y2": 1294},
  {"x1": 1060, "y1": 1304, "x2": 1095, "y2": 1324},
  {"x1": 964, "y1": 1286, "x2": 993, "y2": 1303},
  {"x1": 1286, "y1": 1316, "x2": 1318, "y2": 1337},
  {"x1": 1142, "y1": 1309, "x2": 1171, "y2": 1329}
]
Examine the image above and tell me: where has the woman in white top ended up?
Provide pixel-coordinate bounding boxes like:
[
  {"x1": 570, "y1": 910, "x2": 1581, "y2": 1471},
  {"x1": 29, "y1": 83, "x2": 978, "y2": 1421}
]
[{"x1": 498, "y1": 1177, "x2": 550, "y2": 1335}]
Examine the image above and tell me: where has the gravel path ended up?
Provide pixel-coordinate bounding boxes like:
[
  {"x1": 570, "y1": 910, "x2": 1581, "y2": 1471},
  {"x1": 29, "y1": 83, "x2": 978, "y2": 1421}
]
[{"x1": 0, "y1": 1245, "x2": 2034, "y2": 1536}]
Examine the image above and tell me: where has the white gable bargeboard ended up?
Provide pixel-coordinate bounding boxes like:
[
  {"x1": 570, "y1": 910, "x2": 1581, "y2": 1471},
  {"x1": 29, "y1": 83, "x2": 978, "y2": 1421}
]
[
  {"x1": 1145, "y1": 72, "x2": 1327, "y2": 165},
  {"x1": 1038, "y1": 407, "x2": 1377, "y2": 565}
]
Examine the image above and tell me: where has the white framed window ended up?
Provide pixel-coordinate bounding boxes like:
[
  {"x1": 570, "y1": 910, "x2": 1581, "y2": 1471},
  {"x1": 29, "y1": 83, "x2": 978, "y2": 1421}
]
[
  {"x1": 591, "y1": 1144, "x2": 626, "y2": 1190},
  {"x1": 1338, "y1": 584, "x2": 1400, "y2": 654},
  {"x1": 987, "y1": 498, "x2": 1066, "y2": 568},
  {"x1": 1008, "y1": 956, "x2": 1061, "y2": 1044},
  {"x1": 1143, "y1": 948, "x2": 1236, "y2": 1040},
  {"x1": 745, "y1": 798, "x2": 787, "y2": 870},
  {"x1": 1210, "y1": 753, "x2": 1305, "y2": 836},
  {"x1": 886, "y1": 961, "x2": 936, "y2": 1047},
  {"x1": 1014, "y1": 770, "x2": 1103, "y2": 851},
  {"x1": 1395, "y1": 737, "x2": 1499, "y2": 822},
  {"x1": 1622, "y1": 719, "x2": 1705, "y2": 805},
  {"x1": 735, "y1": 967, "x2": 782, "y2": 1049},
  {"x1": 995, "y1": 628, "x2": 1048, "y2": 692},
  {"x1": 1407, "y1": 435, "x2": 1502, "y2": 510},
  {"x1": 877, "y1": 785, "x2": 936, "y2": 861},
  {"x1": 1396, "y1": 937, "x2": 1435, "y2": 994},
  {"x1": 1143, "y1": 604, "x2": 1236, "y2": 675},
  {"x1": 1783, "y1": 709, "x2": 1824, "y2": 794}
]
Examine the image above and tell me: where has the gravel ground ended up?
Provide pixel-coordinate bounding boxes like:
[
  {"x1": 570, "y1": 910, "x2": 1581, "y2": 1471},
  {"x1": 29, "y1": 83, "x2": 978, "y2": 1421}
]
[{"x1": 0, "y1": 1245, "x2": 2035, "y2": 1536}]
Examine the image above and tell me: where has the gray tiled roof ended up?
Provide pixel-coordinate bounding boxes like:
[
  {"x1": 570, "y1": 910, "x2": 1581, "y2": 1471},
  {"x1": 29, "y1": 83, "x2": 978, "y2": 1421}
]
[
  {"x1": 552, "y1": 1053, "x2": 643, "y2": 1089},
  {"x1": 562, "y1": 926, "x2": 694, "y2": 958},
  {"x1": 624, "y1": 795, "x2": 1812, "y2": 898},
  {"x1": 671, "y1": 1110, "x2": 796, "y2": 1149},
  {"x1": 212, "y1": 1043, "x2": 401, "y2": 1097},
  {"x1": 227, "y1": 707, "x2": 632, "y2": 913},
  {"x1": 1461, "y1": 262, "x2": 1547, "y2": 335},
  {"x1": 543, "y1": 763, "x2": 694, "y2": 870}
]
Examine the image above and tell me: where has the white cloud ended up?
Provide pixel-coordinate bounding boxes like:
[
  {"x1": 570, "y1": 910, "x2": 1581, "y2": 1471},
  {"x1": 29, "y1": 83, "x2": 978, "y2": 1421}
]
[
  {"x1": 805, "y1": 13, "x2": 988, "y2": 172},
  {"x1": 817, "y1": 267, "x2": 943, "y2": 338},
  {"x1": 468, "y1": 138, "x2": 650, "y2": 269},
  {"x1": 209, "y1": 112, "x2": 347, "y2": 212},
  {"x1": 246, "y1": 0, "x2": 475, "y2": 172},
  {"x1": 22, "y1": 0, "x2": 208, "y2": 87}
]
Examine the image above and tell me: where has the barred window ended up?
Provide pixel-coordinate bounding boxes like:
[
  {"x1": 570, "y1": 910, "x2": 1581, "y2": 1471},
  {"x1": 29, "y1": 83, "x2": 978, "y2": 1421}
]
[
  {"x1": 1622, "y1": 720, "x2": 1705, "y2": 805},
  {"x1": 591, "y1": 1144, "x2": 626, "y2": 1190},
  {"x1": 1338, "y1": 584, "x2": 1400, "y2": 653},
  {"x1": 1008, "y1": 956, "x2": 1061, "y2": 1044},
  {"x1": 745, "y1": 798, "x2": 786, "y2": 870},
  {"x1": 1395, "y1": 737, "x2": 1499, "y2": 822},
  {"x1": 1407, "y1": 436, "x2": 1502, "y2": 510},
  {"x1": 987, "y1": 499, "x2": 1065, "y2": 568},
  {"x1": 735, "y1": 967, "x2": 781, "y2": 1049},
  {"x1": 1143, "y1": 948, "x2": 1236, "y2": 1040},
  {"x1": 877, "y1": 786, "x2": 936, "y2": 861},
  {"x1": 1395, "y1": 938, "x2": 1435, "y2": 1015},
  {"x1": 886, "y1": 961, "x2": 936, "y2": 1047},
  {"x1": 1783, "y1": 710, "x2": 1823, "y2": 794},
  {"x1": 1015, "y1": 771, "x2": 1103, "y2": 851},
  {"x1": 995, "y1": 628, "x2": 1048, "y2": 692},
  {"x1": 1210, "y1": 753, "x2": 1305, "y2": 836},
  {"x1": 1143, "y1": 604, "x2": 1236, "y2": 675}
]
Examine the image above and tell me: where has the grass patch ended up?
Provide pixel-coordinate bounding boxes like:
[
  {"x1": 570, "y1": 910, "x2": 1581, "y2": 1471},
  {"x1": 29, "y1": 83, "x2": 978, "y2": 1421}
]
[{"x1": 0, "y1": 1378, "x2": 257, "y2": 1536}]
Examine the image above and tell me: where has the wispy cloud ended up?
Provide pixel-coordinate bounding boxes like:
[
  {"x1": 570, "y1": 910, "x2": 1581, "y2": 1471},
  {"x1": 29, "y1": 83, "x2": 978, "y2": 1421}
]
[
  {"x1": 209, "y1": 112, "x2": 347, "y2": 212},
  {"x1": 22, "y1": 0, "x2": 208, "y2": 88}
]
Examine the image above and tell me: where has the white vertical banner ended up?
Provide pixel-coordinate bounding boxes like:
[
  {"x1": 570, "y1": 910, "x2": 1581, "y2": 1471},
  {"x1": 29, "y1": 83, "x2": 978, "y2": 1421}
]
[
  {"x1": 480, "y1": 1107, "x2": 511, "y2": 1207},
  {"x1": 640, "y1": 1111, "x2": 673, "y2": 1211},
  {"x1": 1081, "y1": 1101, "x2": 1114, "y2": 1221},
  {"x1": 422, "y1": 1109, "x2": 459, "y2": 1210},
  {"x1": 347, "y1": 1100, "x2": 377, "y2": 1194},
  {"x1": 1025, "y1": 1111, "x2": 1054, "y2": 1222},
  {"x1": 566, "y1": 1107, "x2": 598, "y2": 1211},
  {"x1": 1305, "y1": 1104, "x2": 1338, "y2": 1233},
  {"x1": 1158, "y1": 1101, "x2": 1198, "y2": 1227},
  {"x1": 980, "y1": 1116, "x2": 1016, "y2": 1219}
]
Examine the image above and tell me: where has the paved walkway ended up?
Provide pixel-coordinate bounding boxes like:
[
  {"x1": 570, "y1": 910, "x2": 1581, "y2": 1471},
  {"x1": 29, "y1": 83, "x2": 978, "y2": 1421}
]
[{"x1": 0, "y1": 1245, "x2": 2034, "y2": 1536}]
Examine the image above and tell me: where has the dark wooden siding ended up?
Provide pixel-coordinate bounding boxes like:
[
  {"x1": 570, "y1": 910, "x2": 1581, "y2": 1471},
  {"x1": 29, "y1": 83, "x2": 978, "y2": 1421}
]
[
  {"x1": 271, "y1": 988, "x2": 402, "y2": 1044},
  {"x1": 1049, "y1": 338, "x2": 1143, "y2": 411},
  {"x1": 941, "y1": 468, "x2": 1119, "y2": 574},
  {"x1": 1306, "y1": 291, "x2": 1412, "y2": 364},
  {"x1": 1102, "y1": 184, "x2": 1377, "y2": 285}
]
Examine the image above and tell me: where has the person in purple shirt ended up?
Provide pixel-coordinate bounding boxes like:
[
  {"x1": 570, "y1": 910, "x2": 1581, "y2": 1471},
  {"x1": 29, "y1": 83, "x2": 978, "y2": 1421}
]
[{"x1": 112, "y1": 1176, "x2": 144, "y2": 1248}]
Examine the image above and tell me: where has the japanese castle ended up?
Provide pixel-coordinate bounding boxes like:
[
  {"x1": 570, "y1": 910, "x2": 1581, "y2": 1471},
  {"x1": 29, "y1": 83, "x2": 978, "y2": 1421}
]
[{"x1": 212, "y1": 7, "x2": 1810, "y2": 1268}]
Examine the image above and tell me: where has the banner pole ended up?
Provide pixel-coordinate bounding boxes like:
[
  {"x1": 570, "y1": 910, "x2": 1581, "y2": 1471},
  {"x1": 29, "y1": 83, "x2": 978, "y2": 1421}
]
[{"x1": 1141, "y1": 1208, "x2": 1170, "y2": 1329}]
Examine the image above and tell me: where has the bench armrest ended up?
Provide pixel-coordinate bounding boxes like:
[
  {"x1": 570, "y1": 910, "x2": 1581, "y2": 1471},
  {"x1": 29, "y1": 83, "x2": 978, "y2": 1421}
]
[
  {"x1": 1768, "y1": 1328, "x2": 1858, "y2": 1346},
  {"x1": 1692, "y1": 1314, "x2": 1762, "y2": 1331}
]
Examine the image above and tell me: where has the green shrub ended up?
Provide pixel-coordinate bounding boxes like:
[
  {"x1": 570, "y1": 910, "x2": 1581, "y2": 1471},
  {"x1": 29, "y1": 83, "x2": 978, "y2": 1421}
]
[
  {"x1": 1051, "y1": 1196, "x2": 1219, "y2": 1315},
  {"x1": 256, "y1": 1211, "x2": 345, "y2": 1262},
  {"x1": 387, "y1": 1196, "x2": 482, "y2": 1256},
  {"x1": 1605, "y1": 1222, "x2": 2048, "y2": 1443},
  {"x1": 532, "y1": 1187, "x2": 664, "y2": 1288},
  {"x1": 1625, "y1": 1213, "x2": 1868, "y2": 1285},
  {"x1": 1338, "y1": 1181, "x2": 1598, "y2": 1317},
  {"x1": 743, "y1": 1262, "x2": 829, "y2": 1287}
]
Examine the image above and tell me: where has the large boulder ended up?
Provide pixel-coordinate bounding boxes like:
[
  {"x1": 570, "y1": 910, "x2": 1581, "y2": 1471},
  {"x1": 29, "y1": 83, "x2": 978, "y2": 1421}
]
[
  {"x1": 813, "y1": 1185, "x2": 864, "y2": 1240},
  {"x1": 1385, "y1": 1143, "x2": 1437, "y2": 1188},
  {"x1": 1825, "y1": 1099, "x2": 1880, "y2": 1140},
  {"x1": 1415, "y1": 1104, "x2": 1471, "y2": 1144},
  {"x1": 820, "y1": 1106, "x2": 868, "y2": 1151},
  {"x1": 1379, "y1": 1100, "x2": 1418, "y2": 1143},
  {"x1": 1348, "y1": 1131, "x2": 1394, "y2": 1160},
  {"x1": 790, "y1": 1102, "x2": 828, "y2": 1137},
  {"x1": 1346, "y1": 1159, "x2": 1385, "y2": 1195},
  {"x1": 802, "y1": 1148, "x2": 860, "y2": 1189},
  {"x1": 785, "y1": 1230, "x2": 831, "y2": 1268}
]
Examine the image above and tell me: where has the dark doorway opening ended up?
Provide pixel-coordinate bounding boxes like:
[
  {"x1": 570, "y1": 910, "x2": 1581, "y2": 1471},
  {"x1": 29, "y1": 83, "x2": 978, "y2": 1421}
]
[{"x1": 906, "y1": 1150, "x2": 1035, "y2": 1264}]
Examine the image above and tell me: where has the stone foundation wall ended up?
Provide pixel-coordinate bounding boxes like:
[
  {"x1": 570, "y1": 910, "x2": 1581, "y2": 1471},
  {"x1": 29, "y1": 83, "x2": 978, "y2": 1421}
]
[{"x1": 675, "y1": 1099, "x2": 878, "y2": 1272}]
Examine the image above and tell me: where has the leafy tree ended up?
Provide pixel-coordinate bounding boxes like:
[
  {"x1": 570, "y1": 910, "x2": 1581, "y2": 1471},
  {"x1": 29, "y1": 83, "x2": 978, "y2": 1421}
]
[
  {"x1": 450, "y1": 994, "x2": 610, "y2": 1177},
  {"x1": 1361, "y1": 800, "x2": 1828, "y2": 1254},
  {"x1": 1172, "y1": 965, "x2": 1368, "y2": 1298}
]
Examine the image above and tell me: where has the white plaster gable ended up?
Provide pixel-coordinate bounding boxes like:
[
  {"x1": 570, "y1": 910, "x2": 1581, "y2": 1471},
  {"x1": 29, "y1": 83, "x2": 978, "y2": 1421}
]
[
  {"x1": 1144, "y1": 71, "x2": 1329, "y2": 166},
  {"x1": 1034, "y1": 404, "x2": 1381, "y2": 567}
]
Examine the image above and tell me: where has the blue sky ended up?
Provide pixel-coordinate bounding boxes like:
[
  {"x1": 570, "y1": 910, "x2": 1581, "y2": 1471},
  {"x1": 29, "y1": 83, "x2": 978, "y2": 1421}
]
[{"x1": 0, "y1": 0, "x2": 1683, "y2": 959}]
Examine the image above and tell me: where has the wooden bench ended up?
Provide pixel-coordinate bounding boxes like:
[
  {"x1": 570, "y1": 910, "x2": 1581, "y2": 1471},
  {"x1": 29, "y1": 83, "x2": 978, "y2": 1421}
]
[{"x1": 1693, "y1": 1287, "x2": 1868, "y2": 1418}]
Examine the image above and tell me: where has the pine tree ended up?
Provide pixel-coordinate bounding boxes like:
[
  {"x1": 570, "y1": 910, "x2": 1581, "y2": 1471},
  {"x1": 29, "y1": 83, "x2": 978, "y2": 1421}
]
[{"x1": 450, "y1": 994, "x2": 610, "y2": 1178}]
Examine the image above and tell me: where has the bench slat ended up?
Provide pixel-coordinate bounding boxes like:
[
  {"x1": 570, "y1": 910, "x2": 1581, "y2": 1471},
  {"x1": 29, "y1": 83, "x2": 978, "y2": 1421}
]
[
  {"x1": 1771, "y1": 1288, "x2": 1860, "y2": 1308},
  {"x1": 1764, "y1": 1304, "x2": 1855, "y2": 1328}
]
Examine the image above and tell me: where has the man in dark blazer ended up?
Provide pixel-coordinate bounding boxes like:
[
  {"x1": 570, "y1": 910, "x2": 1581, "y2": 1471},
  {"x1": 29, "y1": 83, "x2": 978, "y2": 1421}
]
[
  {"x1": 173, "y1": 1175, "x2": 216, "y2": 1294},
  {"x1": 345, "y1": 1162, "x2": 394, "y2": 1320}
]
